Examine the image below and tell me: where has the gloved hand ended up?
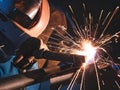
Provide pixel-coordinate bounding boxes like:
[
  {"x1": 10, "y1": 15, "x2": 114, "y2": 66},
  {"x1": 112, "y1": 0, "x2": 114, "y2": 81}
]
[{"x1": 13, "y1": 37, "x2": 40, "y2": 70}]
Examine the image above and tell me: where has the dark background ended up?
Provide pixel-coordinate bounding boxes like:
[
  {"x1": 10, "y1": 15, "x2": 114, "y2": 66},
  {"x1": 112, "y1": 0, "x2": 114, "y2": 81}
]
[{"x1": 50, "y1": 0, "x2": 120, "y2": 63}]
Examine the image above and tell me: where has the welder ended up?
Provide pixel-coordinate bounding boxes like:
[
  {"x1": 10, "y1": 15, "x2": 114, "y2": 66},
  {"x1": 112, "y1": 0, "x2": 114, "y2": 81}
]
[
  {"x1": 0, "y1": 0, "x2": 81, "y2": 90},
  {"x1": 0, "y1": 0, "x2": 55, "y2": 90}
]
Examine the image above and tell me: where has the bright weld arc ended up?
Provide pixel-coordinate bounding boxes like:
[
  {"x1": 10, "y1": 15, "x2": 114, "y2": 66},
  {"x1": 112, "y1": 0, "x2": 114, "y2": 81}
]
[{"x1": 72, "y1": 41, "x2": 97, "y2": 65}]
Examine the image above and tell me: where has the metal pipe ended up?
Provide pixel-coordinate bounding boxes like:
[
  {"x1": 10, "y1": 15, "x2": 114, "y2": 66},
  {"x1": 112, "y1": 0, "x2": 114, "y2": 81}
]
[
  {"x1": 0, "y1": 65, "x2": 79, "y2": 90},
  {"x1": 0, "y1": 69, "x2": 46, "y2": 90}
]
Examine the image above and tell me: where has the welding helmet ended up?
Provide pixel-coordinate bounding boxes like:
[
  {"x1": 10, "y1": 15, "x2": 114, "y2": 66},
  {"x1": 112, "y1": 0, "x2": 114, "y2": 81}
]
[{"x1": 9, "y1": 0, "x2": 50, "y2": 37}]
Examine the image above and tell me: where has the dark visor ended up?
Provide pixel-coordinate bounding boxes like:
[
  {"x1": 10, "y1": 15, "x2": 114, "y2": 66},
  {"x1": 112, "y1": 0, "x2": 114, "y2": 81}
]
[{"x1": 8, "y1": 7, "x2": 41, "y2": 29}]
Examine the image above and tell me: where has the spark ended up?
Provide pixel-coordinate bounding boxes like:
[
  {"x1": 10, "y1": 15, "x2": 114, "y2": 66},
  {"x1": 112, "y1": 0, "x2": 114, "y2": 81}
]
[
  {"x1": 80, "y1": 64, "x2": 86, "y2": 90},
  {"x1": 99, "y1": 6, "x2": 119, "y2": 38},
  {"x1": 67, "y1": 68, "x2": 82, "y2": 90},
  {"x1": 94, "y1": 10, "x2": 104, "y2": 38},
  {"x1": 114, "y1": 80, "x2": 120, "y2": 89},
  {"x1": 42, "y1": 3, "x2": 120, "y2": 90},
  {"x1": 93, "y1": 59, "x2": 101, "y2": 90}
]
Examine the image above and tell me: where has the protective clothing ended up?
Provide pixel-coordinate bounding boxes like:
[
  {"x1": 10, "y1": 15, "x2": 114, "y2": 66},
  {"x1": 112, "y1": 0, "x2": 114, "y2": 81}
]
[
  {"x1": 9, "y1": 0, "x2": 50, "y2": 37},
  {"x1": 0, "y1": 0, "x2": 50, "y2": 90}
]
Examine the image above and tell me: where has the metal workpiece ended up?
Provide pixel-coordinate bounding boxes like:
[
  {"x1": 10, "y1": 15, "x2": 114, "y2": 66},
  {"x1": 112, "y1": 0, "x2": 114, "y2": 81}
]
[
  {"x1": 0, "y1": 68, "x2": 46, "y2": 90},
  {"x1": 0, "y1": 64, "x2": 79, "y2": 90}
]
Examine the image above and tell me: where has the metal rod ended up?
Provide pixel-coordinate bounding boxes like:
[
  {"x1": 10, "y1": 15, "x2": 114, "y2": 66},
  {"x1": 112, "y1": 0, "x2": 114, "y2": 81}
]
[{"x1": 0, "y1": 65, "x2": 79, "y2": 90}]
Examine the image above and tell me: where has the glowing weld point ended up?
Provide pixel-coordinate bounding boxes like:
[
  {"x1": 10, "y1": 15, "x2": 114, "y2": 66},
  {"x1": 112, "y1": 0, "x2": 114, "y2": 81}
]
[
  {"x1": 82, "y1": 41, "x2": 96, "y2": 64},
  {"x1": 82, "y1": 63, "x2": 87, "y2": 68},
  {"x1": 71, "y1": 40, "x2": 97, "y2": 65}
]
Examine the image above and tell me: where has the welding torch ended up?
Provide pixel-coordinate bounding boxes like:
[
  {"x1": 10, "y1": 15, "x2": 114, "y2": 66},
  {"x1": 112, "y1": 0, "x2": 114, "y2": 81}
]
[
  {"x1": 34, "y1": 49, "x2": 85, "y2": 64},
  {"x1": 13, "y1": 37, "x2": 85, "y2": 70},
  {"x1": 13, "y1": 49, "x2": 85, "y2": 70}
]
